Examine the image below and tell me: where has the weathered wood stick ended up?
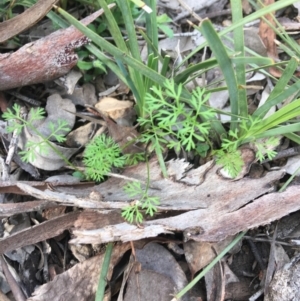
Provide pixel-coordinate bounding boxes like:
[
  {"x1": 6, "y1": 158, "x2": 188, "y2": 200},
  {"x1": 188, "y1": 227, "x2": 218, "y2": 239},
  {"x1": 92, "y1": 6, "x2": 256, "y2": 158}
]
[{"x1": 0, "y1": 5, "x2": 115, "y2": 91}]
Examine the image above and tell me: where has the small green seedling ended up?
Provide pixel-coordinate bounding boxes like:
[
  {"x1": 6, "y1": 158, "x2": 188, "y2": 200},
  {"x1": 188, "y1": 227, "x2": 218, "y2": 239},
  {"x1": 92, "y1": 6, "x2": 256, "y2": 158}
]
[
  {"x1": 83, "y1": 134, "x2": 126, "y2": 181},
  {"x1": 121, "y1": 181, "x2": 160, "y2": 224},
  {"x1": 3, "y1": 104, "x2": 70, "y2": 163}
]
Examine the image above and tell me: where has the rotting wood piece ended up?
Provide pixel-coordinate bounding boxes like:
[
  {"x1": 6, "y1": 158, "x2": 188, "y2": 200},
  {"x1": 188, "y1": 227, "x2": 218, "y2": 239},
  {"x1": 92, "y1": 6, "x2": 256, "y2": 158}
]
[{"x1": 0, "y1": 5, "x2": 115, "y2": 91}]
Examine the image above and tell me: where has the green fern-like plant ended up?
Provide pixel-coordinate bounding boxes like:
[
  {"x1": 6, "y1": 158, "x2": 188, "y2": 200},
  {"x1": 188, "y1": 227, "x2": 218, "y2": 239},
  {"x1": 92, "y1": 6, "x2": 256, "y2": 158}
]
[
  {"x1": 3, "y1": 104, "x2": 159, "y2": 223},
  {"x1": 214, "y1": 148, "x2": 244, "y2": 177},
  {"x1": 83, "y1": 136, "x2": 160, "y2": 223},
  {"x1": 121, "y1": 181, "x2": 160, "y2": 224},
  {"x1": 138, "y1": 79, "x2": 215, "y2": 155},
  {"x1": 137, "y1": 79, "x2": 280, "y2": 178},
  {"x1": 3, "y1": 103, "x2": 70, "y2": 163},
  {"x1": 4, "y1": 103, "x2": 45, "y2": 135},
  {"x1": 83, "y1": 134, "x2": 126, "y2": 181},
  {"x1": 213, "y1": 116, "x2": 279, "y2": 177},
  {"x1": 254, "y1": 137, "x2": 279, "y2": 162}
]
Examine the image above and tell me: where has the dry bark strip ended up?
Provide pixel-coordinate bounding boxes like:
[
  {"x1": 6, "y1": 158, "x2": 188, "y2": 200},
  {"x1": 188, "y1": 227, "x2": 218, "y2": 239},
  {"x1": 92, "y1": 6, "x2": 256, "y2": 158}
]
[
  {"x1": 0, "y1": 159, "x2": 293, "y2": 251},
  {"x1": 0, "y1": 200, "x2": 55, "y2": 218},
  {"x1": 0, "y1": 210, "x2": 123, "y2": 254},
  {"x1": 71, "y1": 185, "x2": 300, "y2": 244},
  {"x1": 0, "y1": 211, "x2": 80, "y2": 254},
  {"x1": 70, "y1": 159, "x2": 287, "y2": 244},
  {"x1": 0, "y1": 180, "x2": 94, "y2": 195},
  {"x1": 0, "y1": 0, "x2": 58, "y2": 43},
  {"x1": 0, "y1": 5, "x2": 115, "y2": 91}
]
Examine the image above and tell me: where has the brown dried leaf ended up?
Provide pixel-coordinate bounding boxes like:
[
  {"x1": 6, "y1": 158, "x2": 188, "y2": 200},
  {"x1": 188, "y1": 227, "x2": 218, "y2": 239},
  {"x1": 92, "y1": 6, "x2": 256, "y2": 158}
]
[
  {"x1": 66, "y1": 122, "x2": 95, "y2": 147},
  {"x1": 184, "y1": 237, "x2": 238, "y2": 277},
  {"x1": 61, "y1": 70, "x2": 82, "y2": 94},
  {"x1": 28, "y1": 243, "x2": 131, "y2": 301},
  {"x1": 89, "y1": 108, "x2": 142, "y2": 154},
  {"x1": 205, "y1": 260, "x2": 225, "y2": 301},
  {"x1": 19, "y1": 129, "x2": 78, "y2": 170},
  {"x1": 0, "y1": 92, "x2": 8, "y2": 113},
  {"x1": 124, "y1": 243, "x2": 189, "y2": 301},
  {"x1": 258, "y1": 0, "x2": 281, "y2": 77},
  {"x1": 124, "y1": 269, "x2": 177, "y2": 301},
  {"x1": 242, "y1": 0, "x2": 252, "y2": 14},
  {"x1": 95, "y1": 97, "x2": 133, "y2": 121},
  {"x1": 66, "y1": 83, "x2": 97, "y2": 106},
  {"x1": 135, "y1": 243, "x2": 188, "y2": 294}
]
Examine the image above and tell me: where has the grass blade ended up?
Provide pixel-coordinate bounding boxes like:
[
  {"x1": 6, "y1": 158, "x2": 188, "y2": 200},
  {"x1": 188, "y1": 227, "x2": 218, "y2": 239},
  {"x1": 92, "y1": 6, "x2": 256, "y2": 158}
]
[
  {"x1": 145, "y1": 0, "x2": 158, "y2": 53},
  {"x1": 182, "y1": 0, "x2": 297, "y2": 66},
  {"x1": 139, "y1": 29, "x2": 161, "y2": 60},
  {"x1": 231, "y1": 0, "x2": 247, "y2": 118},
  {"x1": 95, "y1": 242, "x2": 114, "y2": 301},
  {"x1": 256, "y1": 123, "x2": 300, "y2": 139},
  {"x1": 160, "y1": 55, "x2": 171, "y2": 77},
  {"x1": 98, "y1": 0, "x2": 128, "y2": 52},
  {"x1": 116, "y1": 58, "x2": 141, "y2": 103},
  {"x1": 232, "y1": 57, "x2": 273, "y2": 65},
  {"x1": 56, "y1": 7, "x2": 167, "y2": 89},
  {"x1": 172, "y1": 232, "x2": 246, "y2": 300},
  {"x1": 254, "y1": 81, "x2": 300, "y2": 119},
  {"x1": 284, "y1": 132, "x2": 300, "y2": 145},
  {"x1": 253, "y1": 57, "x2": 299, "y2": 118},
  {"x1": 86, "y1": 44, "x2": 127, "y2": 82},
  {"x1": 200, "y1": 19, "x2": 239, "y2": 131},
  {"x1": 174, "y1": 58, "x2": 218, "y2": 84},
  {"x1": 250, "y1": 99, "x2": 300, "y2": 136},
  {"x1": 116, "y1": 0, "x2": 141, "y2": 62}
]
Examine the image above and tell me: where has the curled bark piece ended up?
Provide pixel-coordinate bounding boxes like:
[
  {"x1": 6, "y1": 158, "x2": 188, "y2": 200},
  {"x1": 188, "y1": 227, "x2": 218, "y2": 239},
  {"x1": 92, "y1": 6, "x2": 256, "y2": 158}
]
[{"x1": 0, "y1": 5, "x2": 115, "y2": 91}]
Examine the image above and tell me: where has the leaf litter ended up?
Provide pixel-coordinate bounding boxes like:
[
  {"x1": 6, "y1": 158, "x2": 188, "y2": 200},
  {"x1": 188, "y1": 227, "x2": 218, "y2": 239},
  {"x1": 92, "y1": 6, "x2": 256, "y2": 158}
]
[{"x1": 1, "y1": 1, "x2": 300, "y2": 300}]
